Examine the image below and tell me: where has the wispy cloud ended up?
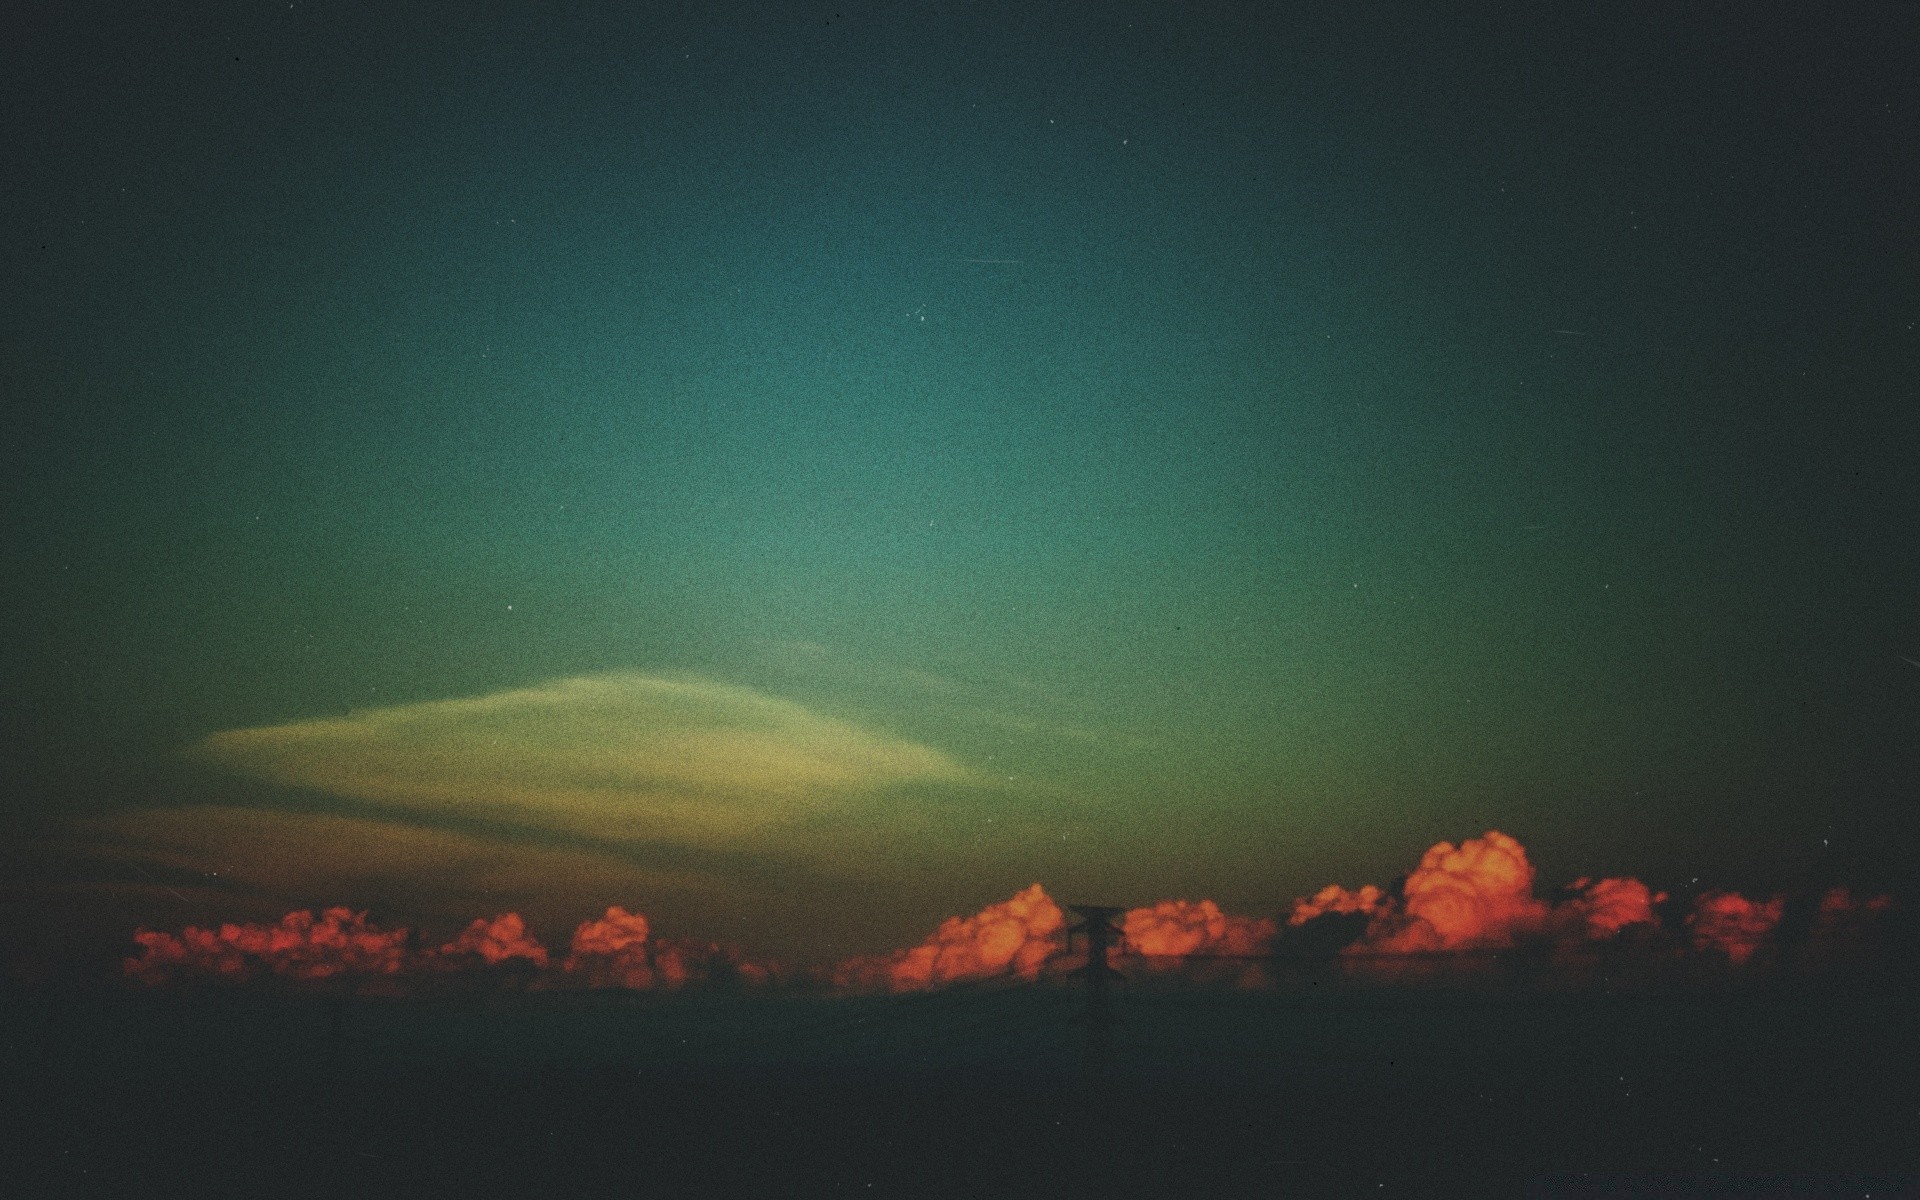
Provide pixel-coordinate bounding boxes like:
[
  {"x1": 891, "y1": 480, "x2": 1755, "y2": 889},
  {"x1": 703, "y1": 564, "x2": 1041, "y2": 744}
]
[{"x1": 190, "y1": 673, "x2": 972, "y2": 842}]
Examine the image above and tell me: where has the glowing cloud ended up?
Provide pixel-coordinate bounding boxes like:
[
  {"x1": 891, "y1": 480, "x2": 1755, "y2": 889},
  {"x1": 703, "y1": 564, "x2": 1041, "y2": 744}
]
[
  {"x1": 1561, "y1": 876, "x2": 1666, "y2": 939},
  {"x1": 126, "y1": 907, "x2": 411, "y2": 984},
  {"x1": 1287, "y1": 884, "x2": 1388, "y2": 927},
  {"x1": 1122, "y1": 899, "x2": 1276, "y2": 958},
  {"x1": 563, "y1": 906, "x2": 658, "y2": 988},
  {"x1": 1288, "y1": 833, "x2": 1668, "y2": 958},
  {"x1": 561, "y1": 906, "x2": 770, "y2": 989},
  {"x1": 567, "y1": 906, "x2": 652, "y2": 961},
  {"x1": 1814, "y1": 886, "x2": 1893, "y2": 931},
  {"x1": 191, "y1": 673, "x2": 971, "y2": 841},
  {"x1": 438, "y1": 913, "x2": 549, "y2": 967},
  {"x1": 831, "y1": 884, "x2": 1066, "y2": 992},
  {"x1": 1368, "y1": 830, "x2": 1548, "y2": 952},
  {"x1": 125, "y1": 904, "x2": 775, "y2": 991},
  {"x1": 114, "y1": 826, "x2": 1897, "y2": 993},
  {"x1": 1686, "y1": 891, "x2": 1785, "y2": 964}
]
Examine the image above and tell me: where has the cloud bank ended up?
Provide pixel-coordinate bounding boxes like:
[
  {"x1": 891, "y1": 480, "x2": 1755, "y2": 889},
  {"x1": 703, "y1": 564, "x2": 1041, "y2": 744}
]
[
  {"x1": 126, "y1": 906, "x2": 773, "y2": 990},
  {"x1": 112, "y1": 829, "x2": 1900, "y2": 994}
]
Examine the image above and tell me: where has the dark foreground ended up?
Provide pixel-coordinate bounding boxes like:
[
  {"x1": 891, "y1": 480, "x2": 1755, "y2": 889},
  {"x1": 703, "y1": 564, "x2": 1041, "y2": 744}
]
[{"x1": 4, "y1": 972, "x2": 1916, "y2": 1199}]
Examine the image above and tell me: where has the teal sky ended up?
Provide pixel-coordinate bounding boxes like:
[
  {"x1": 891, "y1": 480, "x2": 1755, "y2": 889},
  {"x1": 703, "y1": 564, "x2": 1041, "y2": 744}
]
[{"x1": 4, "y1": 2, "x2": 1916, "y2": 964}]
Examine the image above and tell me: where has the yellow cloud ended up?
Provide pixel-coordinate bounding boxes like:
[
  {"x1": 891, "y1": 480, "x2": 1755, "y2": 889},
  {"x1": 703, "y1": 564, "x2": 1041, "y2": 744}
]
[{"x1": 191, "y1": 672, "x2": 971, "y2": 840}]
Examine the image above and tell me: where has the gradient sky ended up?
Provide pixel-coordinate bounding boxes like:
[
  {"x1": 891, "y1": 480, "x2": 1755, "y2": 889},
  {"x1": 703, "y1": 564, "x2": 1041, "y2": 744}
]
[{"x1": 4, "y1": 1, "x2": 1916, "y2": 965}]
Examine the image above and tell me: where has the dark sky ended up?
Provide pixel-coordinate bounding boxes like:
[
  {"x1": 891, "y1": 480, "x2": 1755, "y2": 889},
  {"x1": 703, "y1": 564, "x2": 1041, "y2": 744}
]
[{"x1": 4, "y1": 1, "x2": 1916, "y2": 965}]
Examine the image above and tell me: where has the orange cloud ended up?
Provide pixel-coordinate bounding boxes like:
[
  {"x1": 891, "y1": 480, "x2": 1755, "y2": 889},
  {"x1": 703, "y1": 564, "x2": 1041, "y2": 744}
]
[
  {"x1": 564, "y1": 905, "x2": 655, "y2": 986},
  {"x1": 116, "y1": 829, "x2": 1898, "y2": 994},
  {"x1": 1367, "y1": 831, "x2": 1548, "y2": 952},
  {"x1": 830, "y1": 884, "x2": 1066, "y2": 992},
  {"x1": 560, "y1": 906, "x2": 771, "y2": 989},
  {"x1": 1121, "y1": 899, "x2": 1275, "y2": 958},
  {"x1": 126, "y1": 907, "x2": 411, "y2": 984},
  {"x1": 1287, "y1": 884, "x2": 1388, "y2": 927},
  {"x1": 437, "y1": 913, "x2": 549, "y2": 968},
  {"x1": 1289, "y1": 835, "x2": 1671, "y2": 960},
  {"x1": 124, "y1": 903, "x2": 775, "y2": 992},
  {"x1": 1815, "y1": 886, "x2": 1893, "y2": 924},
  {"x1": 1686, "y1": 891, "x2": 1784, "y2": 964},
  {"x1": 1561, "y1": 876, "x2": 1666, "y2": 939}
]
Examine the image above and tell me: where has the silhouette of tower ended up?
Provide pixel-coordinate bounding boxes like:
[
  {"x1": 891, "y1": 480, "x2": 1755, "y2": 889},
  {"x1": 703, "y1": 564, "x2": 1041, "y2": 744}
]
[{"x1": 1067, "y1": 904, "x2": 1125, "y2": 1077}]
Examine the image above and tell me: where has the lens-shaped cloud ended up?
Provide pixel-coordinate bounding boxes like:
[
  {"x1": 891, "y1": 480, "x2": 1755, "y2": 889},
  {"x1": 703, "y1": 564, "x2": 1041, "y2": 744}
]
[{"x1": 191, "y1": 673, "x2": 972, "y2": 841}]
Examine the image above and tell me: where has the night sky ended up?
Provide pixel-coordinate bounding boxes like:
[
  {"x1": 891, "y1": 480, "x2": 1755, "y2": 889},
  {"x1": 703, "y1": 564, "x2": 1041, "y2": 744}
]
[{"x1": 5, "y1": 1, "x2": 1916, "y2": 967}]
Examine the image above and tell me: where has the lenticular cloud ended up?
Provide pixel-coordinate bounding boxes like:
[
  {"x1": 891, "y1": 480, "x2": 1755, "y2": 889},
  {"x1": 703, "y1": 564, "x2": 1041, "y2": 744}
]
[{"x1": 189, "y1": 672, "x2": 971, "y2": 846}]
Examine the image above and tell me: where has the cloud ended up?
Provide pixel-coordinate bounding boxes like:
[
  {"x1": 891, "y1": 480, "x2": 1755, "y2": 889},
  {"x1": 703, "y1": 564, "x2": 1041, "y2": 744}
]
[
  {"x1": 1121, "y1": 899, "x2": 1277, "y2": 987},
  {"x1": 124, "y1": 904, "x2": 775, "y2": 990},
  {"x1": 563, "y1": 906, "x2": 771, "y2": 989},
  {"x1": 1813, "y1": 886, "x2": 1893, "y2": 934},
  {"x1": 1284, "y1": 833, "x2": 1669, "y2": 960},
  {"x1": 1121, "y1": 899, "x2": 1275, "y2": 958},
  {"x1": 190, "y1": 673, "x2": 972, "y2": 842},
  {"x1": 562, "y1": 906, "x2": 658, "y2": 989},
  {"x1": 126, "y1": 907, "x2": 412, "y2": 984},
  {"x1": 438, "y1": 913, "x2": 549, "y2": 967},
  {"x1": 1366, "y1": 830, "x2": 1549, "y2": 952},
  {"x1": 827, "y1": 888, "x2": 1281, "y2": 995},
  {"x1": 829, "y1": 884, "x2": 1067, "y2": 992},
  {"x1": 1287, "y1": 884, "x2": 1388, "y2": 926},
  {"x1": 1687, "y1": 891, "x2": 1784, "y2": 964},
  {"x1": 1559, "y1": 876, "x2": 1665, "y2": 939}
]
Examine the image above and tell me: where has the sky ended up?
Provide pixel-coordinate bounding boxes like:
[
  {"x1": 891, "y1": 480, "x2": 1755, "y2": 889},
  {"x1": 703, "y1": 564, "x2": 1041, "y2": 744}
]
[{"x1": 3, "y1": 1, "x2": 1916, "y2": 968}]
